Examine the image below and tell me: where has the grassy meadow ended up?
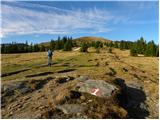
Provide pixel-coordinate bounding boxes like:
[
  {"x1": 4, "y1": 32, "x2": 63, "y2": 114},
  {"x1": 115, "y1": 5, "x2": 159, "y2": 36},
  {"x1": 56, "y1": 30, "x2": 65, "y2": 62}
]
[{"x1": 1, "y1": 47, "x2": 159, "y2": 118}]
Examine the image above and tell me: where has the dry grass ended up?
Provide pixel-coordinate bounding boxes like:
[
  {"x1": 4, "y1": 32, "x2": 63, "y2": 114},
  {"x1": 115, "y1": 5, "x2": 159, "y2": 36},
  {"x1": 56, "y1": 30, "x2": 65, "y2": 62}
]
[{"x1": 1, "y1": 47, "x2": 159, "y2": 118}]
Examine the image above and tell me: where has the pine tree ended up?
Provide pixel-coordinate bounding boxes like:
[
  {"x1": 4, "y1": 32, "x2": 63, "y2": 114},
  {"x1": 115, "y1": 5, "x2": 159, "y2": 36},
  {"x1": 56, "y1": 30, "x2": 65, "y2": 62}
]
[
  {"x1": 80, "y1": 42, "x2": 88, "y2": 52},
  {"x1": 63, "y1": 40, "x2": 72, "y2": 51},
  {"x1": 62, "y1": 36, "x2": 67, "y2": 47},
  {"x1": 136, "y1": 37, "x2": 146, "y2": 54},
  {"x1": 94, "y1": 41, "x2": 103, "y2": 49},
  {"x1": 25, "y1": 41, "x2": 28, "y2": 52},
  {"x1": 30, "y1": 43, "x2": 33, "y2": 52},
  {"x1": 109, "y1": 41, "x2": 114, "y2": 47},
  {"x1": 120, "y1": 40, "x2": 125, "y2": 50},
  {"x1": 40, "y1": 45, "x2": 46, "y2": 52},
  {"x1": 55, "y1": 40, "x2": 61, "y2": 50},
  {"x1": 50, "y1": 39, "x2": 55, "y2": 50},
  {"x1": 130, "y1": 44, "x2": 138, "y2": 56},
  {"x1": 33, "y1": 44, "x2": 40, "y2": 52},
  {"x1": 1, "y1": 44, "x2": 5, "y2": 53},
  {"x1": 156, "y1": 45, "x2": 159, "y2": 57},
  {"x1": 95, "y1": 41, "x2": 100, "y2": 49},
  {"x1": 114, "y1": 42, "x2": 118, "y2": 48},
  {"x1": 145, "y1": 40, "x2": 157, "y2": 56}
]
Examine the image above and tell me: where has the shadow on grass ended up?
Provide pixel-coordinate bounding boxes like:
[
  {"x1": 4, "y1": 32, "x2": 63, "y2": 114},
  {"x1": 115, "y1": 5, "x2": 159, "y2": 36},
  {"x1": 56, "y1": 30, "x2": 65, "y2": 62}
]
[
  {"x1": 57, "y1": 69, "x2": 76, "y2": 73},
  {"x1": 1, "y1": 68, "x2": 30, "y2": 77},
  {"x1": 114, "y1": 78, "x2": 149, "y2": 119},
  {"x1": 25, "y1": 72, "x2": 54, "y2": 78}
]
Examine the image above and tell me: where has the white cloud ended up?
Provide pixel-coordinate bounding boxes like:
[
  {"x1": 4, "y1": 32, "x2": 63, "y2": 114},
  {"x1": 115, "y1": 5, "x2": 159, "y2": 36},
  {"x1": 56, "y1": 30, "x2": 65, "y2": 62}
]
[
  {"x1": 2, "y1": 1, "x2": 157, "y2": 37},
  {"x1": 1, "y1": 1, "x2": 123, "y2": 36}
]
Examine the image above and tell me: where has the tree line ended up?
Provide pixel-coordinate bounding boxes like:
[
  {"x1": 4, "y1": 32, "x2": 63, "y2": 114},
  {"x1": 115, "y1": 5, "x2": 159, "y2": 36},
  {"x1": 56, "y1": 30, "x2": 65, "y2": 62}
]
[
  {"x1": 1, "y1": 36, "x2": 76, "y2": 54},
  {"x1": 50, "y1": 36, "x2": 77, "y2": 51},
  {"x1": 1, "y1": 36, "x2": 159, "y2": 57},
  {"x1": 79, "y1": 37, "x2": 158, "y2": 57},
  {"x1": 1, "y1": 42, "x2": 42, "y2": 53},
  {"x1": 130, "y1": 37, "x2": 159, "y2": 57}
]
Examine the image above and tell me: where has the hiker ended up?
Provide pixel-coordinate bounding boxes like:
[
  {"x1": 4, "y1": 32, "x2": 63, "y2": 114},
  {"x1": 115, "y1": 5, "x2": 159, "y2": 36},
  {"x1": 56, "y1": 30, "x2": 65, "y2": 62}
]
[{"x1": 47, "y1": 49, "x2": 53, "y2": 67}]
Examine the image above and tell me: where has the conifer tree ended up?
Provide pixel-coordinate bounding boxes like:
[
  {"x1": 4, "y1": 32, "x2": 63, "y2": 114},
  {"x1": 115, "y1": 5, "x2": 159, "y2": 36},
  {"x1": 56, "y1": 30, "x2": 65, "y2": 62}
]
[
  {"x1": 33, "y1": 44, "x2": 40, "y2": 52},
  {"x1": 114, "y1": 42, "x2": 119, "y2": 48},
  {"x1": 80, "y1": 42, "x2": 88, "y2": 52},
  {"x1": 25, "y1": 41, "x2": 28, "y2": 52},
  {"x1": 63, "y1": 40, "x2": 72, "y2": 51},
  {"x1": 145, "y1": 40, "x2": 157, "y2": 56},
  {"x1": 55, "y1": 40, "x2": 61, "y2": 50},
  {"x1": 156, "y1": 45, "x2": 159, "y2": 57},
  {"x1": 50, "y1": 39, "x2": 55, "y2": 50},
  {"x1": 130, "y1": 44, "x2": 138, "y2": 56},
  {"x1": 40, "y1": 45, "x2": 46, "y2": 52}
]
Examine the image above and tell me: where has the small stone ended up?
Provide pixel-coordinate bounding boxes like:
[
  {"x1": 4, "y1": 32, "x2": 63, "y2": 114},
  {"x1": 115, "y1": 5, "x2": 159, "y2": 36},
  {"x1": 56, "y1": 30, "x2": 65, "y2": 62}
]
[
  {"x1": 88, "y1": 100, "x2": 93, "y2": 102},
  {"x1": 80, "y1": 96, "x2": 85, "y2": 100},
  {"x1": 81, "y1": 103, "x2": 87, "y2": 106}
]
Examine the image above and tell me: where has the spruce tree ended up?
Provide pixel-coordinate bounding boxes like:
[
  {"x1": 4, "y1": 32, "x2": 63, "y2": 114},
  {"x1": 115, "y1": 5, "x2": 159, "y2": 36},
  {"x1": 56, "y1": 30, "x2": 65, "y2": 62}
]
[
  {"x1": 55, "y1": 40, "x2": 61, "y2": 50},
  {"x1": 130, "y1": 44, "x2": 138, "y2": 56},
  {"x1": 63, "y1": 40, "x2": 72, "y2": 51},
  {"x1": 136, "y1": 37, "x2": 146, "y2": 54},
  {"x1": 50, "y1": 39, "x2": 55, "y2": 50},
  {"x1": 120, "y1": 40, "x2": 125, "y2": 50},
  {"x1": 80, "y1": 42, "x2": 88, "y2": 52},
  {"x1": 1, "y1": 44, "x2": 5, "y2": 53},
  {"x1": 40, "y1": 45, "x2": 46, "y2": 52},
  {"x1": 156, "y1": 45, "x2": 159, "y2": 57},
  {"x1": 109, "y1": 41, "x2": 114, "y2": 47},
  {"x1": 25, "y1": 41, "x2": 28, "y2": 52},
  {"x1": 145, "y1": 40, "x2": 157, "y2": 56},
  {"x1": 33, "y1": 44, "x2": 40, "y2": 52},
  {"x1": 114, "y1": 42, "x2": 118, "y2": 48},
  {"x1": 30, "y1": 43, "x2": 33, "y2": 52}
]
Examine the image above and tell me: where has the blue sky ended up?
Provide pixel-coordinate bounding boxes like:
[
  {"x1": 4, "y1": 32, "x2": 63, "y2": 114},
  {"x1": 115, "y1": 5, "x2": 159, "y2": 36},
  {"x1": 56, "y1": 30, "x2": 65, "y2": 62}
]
[{"x1": 1, "y1": 1, "x2": 159, "y2": 44}]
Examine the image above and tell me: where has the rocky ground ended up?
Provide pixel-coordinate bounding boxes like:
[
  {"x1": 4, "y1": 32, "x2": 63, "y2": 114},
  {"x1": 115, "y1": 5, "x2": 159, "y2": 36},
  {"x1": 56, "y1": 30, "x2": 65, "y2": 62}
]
[
  {"x1": 1, "y1": 48, "x2": 159, "y2": 118},
  {"x1": 0, "y1": 75, "x2": 145, "y2": 118}
]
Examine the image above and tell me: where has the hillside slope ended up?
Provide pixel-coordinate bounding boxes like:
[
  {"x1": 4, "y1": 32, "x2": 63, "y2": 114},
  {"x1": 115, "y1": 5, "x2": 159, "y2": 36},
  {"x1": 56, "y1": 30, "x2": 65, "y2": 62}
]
[
  {"x1": 74, "y1": 36, "x2": 112, "y2": 43},
  {"x1": 39, "y1": 36, "x2": 112, "y2": 47}
]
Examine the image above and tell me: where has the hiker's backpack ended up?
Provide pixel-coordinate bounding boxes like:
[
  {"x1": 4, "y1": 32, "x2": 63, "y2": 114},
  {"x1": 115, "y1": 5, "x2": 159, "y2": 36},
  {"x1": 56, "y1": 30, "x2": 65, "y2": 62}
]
[{"x1": 48, "y1": 50, "x2": 52, "y2": 57}]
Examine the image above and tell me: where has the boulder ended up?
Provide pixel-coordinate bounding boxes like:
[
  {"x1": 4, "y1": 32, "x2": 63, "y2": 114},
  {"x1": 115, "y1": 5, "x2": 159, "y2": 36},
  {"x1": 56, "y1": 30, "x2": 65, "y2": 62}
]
[{"x1": 77, "y1": 79, "x2": 118, "y2": 98}]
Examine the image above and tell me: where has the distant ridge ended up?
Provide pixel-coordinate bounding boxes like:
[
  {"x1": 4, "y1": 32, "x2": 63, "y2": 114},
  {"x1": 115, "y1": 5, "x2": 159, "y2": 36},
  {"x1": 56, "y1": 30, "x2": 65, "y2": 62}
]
[
  {"x1": 39, "y1": 36, "x2": 112, "y2": 47},
  {"x1": 74, "y1": 36, "x2": 112, "y2": 43}
]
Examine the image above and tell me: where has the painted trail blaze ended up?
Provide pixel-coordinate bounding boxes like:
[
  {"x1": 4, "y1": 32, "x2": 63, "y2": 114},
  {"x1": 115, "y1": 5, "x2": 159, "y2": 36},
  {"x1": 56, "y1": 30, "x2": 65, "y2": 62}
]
[{"x1": 91, "y1": 88, "x2": 100, "y2": 96}]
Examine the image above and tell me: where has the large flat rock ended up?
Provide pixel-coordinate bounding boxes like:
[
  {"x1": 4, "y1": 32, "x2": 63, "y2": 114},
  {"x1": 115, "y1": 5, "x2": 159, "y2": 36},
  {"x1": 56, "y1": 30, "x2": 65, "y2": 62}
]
[{"x1": 77, "y1": 79, "x2": 118, "y2": 98}]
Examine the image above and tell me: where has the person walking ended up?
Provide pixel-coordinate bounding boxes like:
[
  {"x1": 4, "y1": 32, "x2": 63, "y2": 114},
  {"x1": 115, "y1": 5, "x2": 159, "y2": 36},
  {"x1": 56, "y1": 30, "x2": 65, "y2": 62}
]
[{"x1": 47, "y1": 49, "x2": 53, "y2": 67}]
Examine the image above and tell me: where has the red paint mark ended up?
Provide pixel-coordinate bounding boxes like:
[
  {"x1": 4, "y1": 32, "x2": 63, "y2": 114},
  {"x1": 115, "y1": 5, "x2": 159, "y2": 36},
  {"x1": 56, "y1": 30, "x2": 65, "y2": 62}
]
[{"x1": 91, "y1": 88, "x2": 100, "y2": 96}]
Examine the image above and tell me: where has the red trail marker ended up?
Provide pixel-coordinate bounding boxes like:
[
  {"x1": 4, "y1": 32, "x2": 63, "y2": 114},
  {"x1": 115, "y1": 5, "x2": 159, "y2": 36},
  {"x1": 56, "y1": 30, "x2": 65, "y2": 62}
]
[{"x1": 91, "y1": 88, "x2": 100, "y2": 96}]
